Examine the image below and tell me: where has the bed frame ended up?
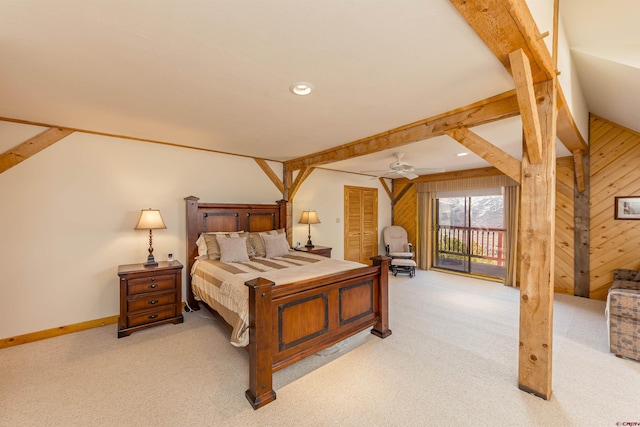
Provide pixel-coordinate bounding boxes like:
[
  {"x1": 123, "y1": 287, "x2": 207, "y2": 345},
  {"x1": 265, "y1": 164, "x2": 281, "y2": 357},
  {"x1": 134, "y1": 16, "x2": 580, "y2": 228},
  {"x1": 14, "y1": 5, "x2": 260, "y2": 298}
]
[{"x1": 185, "y1": 196, "x2": 391, "y2": 409}]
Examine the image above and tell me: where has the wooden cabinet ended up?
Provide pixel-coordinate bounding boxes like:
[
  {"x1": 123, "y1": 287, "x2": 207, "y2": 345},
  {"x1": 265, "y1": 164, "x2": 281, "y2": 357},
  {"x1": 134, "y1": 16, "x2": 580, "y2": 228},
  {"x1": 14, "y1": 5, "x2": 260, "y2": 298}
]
[
  {"x1": 117, "y1": 261, "x2": 184, "y2": 338},
  {"x1": 294, "y1": 245, "x2": 332, "y2": 258}
]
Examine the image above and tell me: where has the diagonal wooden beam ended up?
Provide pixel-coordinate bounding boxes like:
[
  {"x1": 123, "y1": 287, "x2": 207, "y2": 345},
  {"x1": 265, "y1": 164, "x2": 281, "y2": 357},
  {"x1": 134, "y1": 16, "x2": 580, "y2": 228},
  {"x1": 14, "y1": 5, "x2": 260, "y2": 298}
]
[
  {"x1": 288, "y1": 166, "x2": 315, "y2": 201},
  {"x1": 556, "y1": 88, "x2": 588, "y2": 152},
  {"x1": 449, "y1": 0, "x2": 554, "y2": 82},
  {"x1": 0, "y1": 127, "x2": 74, "y2": 174},
  {"x1": 393, "y1": 183, "x2": 414, "y2": 205},
  {"x1": 509, "y1": 49, "x2": 543, "y2": 164},
  {"x1": 446, "y1": 126, "x2": 521, "y2": 183},
  {"x1": 254, "y1": 159, "x2": 284, "y2": 195},
  {"x1": 572, "y1": 149, "x2": 586, "y2": 193},
  {"x1": 450, "y1": 0, "x2": 587, "y2": 156},
  {"x1": 379, "y1": 178, "x2": 393, "y2": 201},
  {"x1": 284, "y1": 90, "x2": 520, "y2": 171}
]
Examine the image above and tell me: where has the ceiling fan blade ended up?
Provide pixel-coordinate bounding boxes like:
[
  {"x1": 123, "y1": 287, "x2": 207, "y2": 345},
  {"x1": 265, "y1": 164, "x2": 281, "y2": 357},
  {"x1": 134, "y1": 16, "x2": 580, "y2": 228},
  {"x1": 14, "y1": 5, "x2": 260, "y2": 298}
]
[
  {"x1": 413, "y1": 167, "x2": 446, "y2": 174},
  {"x1": 403, "y1": 171, "x2": 419, "y2": 180},
  {"x1": 360, "y1": 169, "x2": 394, "y2": 174}
]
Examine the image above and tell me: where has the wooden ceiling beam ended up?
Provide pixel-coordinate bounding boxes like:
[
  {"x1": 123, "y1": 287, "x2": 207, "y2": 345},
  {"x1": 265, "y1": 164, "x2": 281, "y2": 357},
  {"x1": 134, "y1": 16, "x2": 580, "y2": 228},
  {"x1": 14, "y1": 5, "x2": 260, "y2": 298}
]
[
  {"x1": 449, "y1": 0, "x2": 554, "y2": 82},
  {"x1": 556, "y1": 88, "x2": 588, "y2": 152},
  {"x1": 446, "y1": 126, "x2": 521, "y2": 183},
  {"x1": 450, "y1": 0, "x2": 587, "y2": 154},
  {"x1": 284, "y1": 90, "x2": 520, "y2": 172},
  {"x1": 0, "y1": 127, "x2": 74, "y2": 174}
]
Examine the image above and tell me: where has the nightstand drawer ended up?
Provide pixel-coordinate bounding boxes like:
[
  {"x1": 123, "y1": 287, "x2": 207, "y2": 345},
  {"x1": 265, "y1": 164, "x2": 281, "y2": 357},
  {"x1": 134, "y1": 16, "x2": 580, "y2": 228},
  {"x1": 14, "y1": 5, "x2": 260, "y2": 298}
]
[
  {"x1": 127, "y1": 292, "x2": 176, "y2": 313},
  {"x1": 118, "y1": 261, "x2": 184, "y2": 338},
  {"x1": 127, "y1": 306, "x2": 178, "y2": 328},
  {"x1": 128, "y1": 274, "x2": 176, "y2": 295}
]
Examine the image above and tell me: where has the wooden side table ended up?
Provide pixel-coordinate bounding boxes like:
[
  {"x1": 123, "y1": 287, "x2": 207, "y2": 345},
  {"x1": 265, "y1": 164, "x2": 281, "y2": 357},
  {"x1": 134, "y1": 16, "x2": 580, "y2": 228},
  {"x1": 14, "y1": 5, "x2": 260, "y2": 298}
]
[
  {"x1": 294, "y1": 245, "x2": 332, "y2": 258},
  {"x1": 117, "y1": 260, "x2": 184, "y2": 338}
]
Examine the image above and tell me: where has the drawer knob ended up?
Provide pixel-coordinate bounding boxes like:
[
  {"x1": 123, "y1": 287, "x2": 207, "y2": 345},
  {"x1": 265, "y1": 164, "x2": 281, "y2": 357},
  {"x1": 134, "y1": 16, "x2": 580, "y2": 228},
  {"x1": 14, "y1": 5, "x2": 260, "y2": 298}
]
[
  {"x1": 149, "y1": 300, "x2": 158, "y2": 305},
  {"x1": 148, "y1": 314, "x2": 158, "y2": 319},
  {"x1": 151, "y1": 277, "x2": 155, "y2": 281},
  {"x1": 149, "y1": 284, "x2": 158, "y2": 289}
]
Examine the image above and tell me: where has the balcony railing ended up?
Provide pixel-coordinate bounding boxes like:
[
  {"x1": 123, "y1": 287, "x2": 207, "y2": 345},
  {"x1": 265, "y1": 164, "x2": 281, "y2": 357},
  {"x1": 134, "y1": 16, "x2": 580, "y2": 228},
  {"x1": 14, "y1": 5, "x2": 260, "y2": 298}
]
[{"x1": 436, "y1": 225, "x2": 507, "y2": 266}]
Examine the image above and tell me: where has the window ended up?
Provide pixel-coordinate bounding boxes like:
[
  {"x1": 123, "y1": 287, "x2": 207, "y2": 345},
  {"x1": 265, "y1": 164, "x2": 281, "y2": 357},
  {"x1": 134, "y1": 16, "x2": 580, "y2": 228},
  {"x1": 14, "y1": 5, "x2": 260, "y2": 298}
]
[{"x1": 433, "y1": 190, "x2": 506, "y2": 279}]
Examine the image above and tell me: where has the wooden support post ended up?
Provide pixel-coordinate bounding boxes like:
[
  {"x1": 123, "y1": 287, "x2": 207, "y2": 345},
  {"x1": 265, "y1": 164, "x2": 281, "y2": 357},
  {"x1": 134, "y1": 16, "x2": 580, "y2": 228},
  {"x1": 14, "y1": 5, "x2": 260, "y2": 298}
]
[
  {"x1": 574, "y1": 152, "x2": 590, "y2": 298},
  {"x1": 572, "y1": 150, "x2": 586, "y2": 193},
  {"x1": 370, "y1": 256, "x2": 392, "y2": 338},
  {"x1": 245, "y1": 277, "x2": 276, "y2": 410},
  {"x1": 283, "y1": 169, "x2": 293, "y2": 245},
  {"x1": 518, "y1": 79, "x2": 556, "y2": 400}
]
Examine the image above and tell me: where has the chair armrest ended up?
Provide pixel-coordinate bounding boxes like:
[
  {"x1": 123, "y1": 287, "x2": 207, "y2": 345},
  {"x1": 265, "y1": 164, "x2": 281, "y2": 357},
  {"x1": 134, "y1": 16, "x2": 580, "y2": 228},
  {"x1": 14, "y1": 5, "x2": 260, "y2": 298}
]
[
  {"x1": 407, "y1": 243, "x2": 413, "y2": 252},
  {"x1": 385, "y1": 244, "x2": 390, "y2": 256},
  {"x1": 614, "y1": 269, "x2": 640, "y2": 281}
]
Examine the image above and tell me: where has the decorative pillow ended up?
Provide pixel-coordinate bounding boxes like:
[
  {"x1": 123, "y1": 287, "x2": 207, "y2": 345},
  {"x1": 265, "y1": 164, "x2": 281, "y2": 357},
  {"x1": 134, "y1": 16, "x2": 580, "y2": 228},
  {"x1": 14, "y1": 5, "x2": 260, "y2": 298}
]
[
  {"x1": 197, "y1": 231, "x2": 250, "y2": 260},
  {"x1": 249, "y1": 229, "x2": 285, "y2": 257},
  {"x1": 216, "y1": 235, "x2": 250, "y2": 263},
  {"x1": 262, "y1": 233, "x2": 290, "y2": 258}
]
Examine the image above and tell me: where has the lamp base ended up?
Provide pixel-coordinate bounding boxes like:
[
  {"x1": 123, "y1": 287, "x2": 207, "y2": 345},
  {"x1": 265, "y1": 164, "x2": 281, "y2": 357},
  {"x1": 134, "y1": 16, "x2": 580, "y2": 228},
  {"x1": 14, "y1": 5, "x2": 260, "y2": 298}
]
[
  {"x1": 144, "y1": 255, "x2": 158, "y2": 268},
  {"x1": 305, "y1": 239, "x2": 314, "y2": 248}
]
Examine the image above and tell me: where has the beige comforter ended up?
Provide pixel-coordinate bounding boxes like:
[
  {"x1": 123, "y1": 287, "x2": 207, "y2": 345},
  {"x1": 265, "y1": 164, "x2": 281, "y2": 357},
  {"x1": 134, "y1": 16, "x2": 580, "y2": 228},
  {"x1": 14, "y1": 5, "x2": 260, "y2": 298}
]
[{"x1": 191, "y1": 251, "x2": 366, "y2": 347}]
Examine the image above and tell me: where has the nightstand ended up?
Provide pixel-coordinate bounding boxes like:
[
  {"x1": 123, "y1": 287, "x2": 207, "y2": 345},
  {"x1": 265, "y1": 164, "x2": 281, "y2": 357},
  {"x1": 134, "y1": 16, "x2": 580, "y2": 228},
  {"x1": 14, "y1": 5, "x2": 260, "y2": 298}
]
[
  {"x1": 117, "y1": 260, "x2": 184, "y2": 338},
  {"x1": 294, "y1": 245, "x2": 332, "y2": 258}
]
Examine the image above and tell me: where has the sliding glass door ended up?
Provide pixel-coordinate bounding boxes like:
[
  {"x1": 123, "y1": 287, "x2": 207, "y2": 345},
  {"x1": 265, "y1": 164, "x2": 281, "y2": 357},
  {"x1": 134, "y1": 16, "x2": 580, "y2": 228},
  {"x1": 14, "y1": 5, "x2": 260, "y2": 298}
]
[{"x1": 433, "y1": 192, "x2": 506, "y2": 279}]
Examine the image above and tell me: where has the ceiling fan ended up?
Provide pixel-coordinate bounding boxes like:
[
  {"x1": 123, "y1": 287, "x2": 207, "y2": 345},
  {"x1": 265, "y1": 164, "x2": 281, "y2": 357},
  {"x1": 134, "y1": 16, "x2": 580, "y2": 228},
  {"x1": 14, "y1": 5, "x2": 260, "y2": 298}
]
[{"x1": 361, "y1": 152, "x2": 444, "y2": 180}]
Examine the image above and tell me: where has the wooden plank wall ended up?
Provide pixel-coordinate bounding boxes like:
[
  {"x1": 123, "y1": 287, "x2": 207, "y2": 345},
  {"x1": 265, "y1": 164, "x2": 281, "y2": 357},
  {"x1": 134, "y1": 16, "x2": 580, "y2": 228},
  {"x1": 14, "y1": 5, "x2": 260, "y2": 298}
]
[
  {"x1": 555, "y1": 160, "x2": 575, "y2": 295},
  {"x1": 392, "y1": 183, "x2": 418, "y2": 258},
  {"x1": 589, "y1": 115, "x2": 640, "y2": 300}
]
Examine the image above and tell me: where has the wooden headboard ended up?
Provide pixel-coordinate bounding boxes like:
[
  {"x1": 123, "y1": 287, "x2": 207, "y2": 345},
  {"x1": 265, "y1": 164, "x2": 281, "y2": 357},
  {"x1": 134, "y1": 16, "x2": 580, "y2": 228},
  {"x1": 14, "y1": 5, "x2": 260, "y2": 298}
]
[{"x1": 184, "y1": 196, "x2": 287, "y2": 306}]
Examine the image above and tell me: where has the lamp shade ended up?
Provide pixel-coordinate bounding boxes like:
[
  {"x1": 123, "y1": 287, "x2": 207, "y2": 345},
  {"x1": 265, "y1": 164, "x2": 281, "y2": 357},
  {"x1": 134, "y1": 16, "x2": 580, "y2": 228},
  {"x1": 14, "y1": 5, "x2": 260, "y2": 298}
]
[
  {"x1": 135, "y1": 209, "x2": 167, "y2": 230},
  {"x1": 299, "y1": 210, "x2": 320, "y2": 225}
]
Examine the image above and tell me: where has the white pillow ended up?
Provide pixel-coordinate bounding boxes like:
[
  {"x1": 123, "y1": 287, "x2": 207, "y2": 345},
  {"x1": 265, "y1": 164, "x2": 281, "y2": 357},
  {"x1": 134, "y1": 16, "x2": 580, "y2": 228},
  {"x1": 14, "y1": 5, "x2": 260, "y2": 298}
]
[
  {"x1": 216, "y1": 235, "x2": 250, "y2": 263},
  {"x1": 262, "y1": 233, "x2": 290, "y2": 258}
]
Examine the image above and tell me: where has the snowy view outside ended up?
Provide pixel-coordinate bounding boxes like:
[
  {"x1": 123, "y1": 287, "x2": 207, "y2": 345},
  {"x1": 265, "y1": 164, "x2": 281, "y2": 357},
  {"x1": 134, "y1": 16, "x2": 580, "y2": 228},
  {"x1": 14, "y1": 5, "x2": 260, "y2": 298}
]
[
  {"x1": 437, "y1": 196, "x2": 504, "y2": 229},
  {"x1": 435, "y1": 194, "x2": 506, "y2": 278}
]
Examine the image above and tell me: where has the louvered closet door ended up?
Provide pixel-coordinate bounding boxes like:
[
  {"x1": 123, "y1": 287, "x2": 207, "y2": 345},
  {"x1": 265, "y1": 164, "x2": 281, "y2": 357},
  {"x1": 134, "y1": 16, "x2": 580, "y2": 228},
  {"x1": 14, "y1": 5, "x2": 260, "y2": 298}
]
[{"x1": 344, "y1": 186, "x2": 378, "y2": 265}]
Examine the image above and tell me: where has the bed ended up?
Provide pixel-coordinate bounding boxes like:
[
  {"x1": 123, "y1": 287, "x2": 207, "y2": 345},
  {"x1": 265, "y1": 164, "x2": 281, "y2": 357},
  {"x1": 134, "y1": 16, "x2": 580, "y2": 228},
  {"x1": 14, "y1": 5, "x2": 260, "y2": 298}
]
[{"x1": 185, "y1": 196, "x2": 391, "y2": 409}]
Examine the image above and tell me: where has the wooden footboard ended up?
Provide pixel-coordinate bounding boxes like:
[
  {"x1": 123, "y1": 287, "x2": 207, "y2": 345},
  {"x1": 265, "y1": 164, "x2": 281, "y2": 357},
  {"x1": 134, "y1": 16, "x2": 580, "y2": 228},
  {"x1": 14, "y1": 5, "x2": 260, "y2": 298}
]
[
  {"x1": 184, "y1": 197, "x2": 391, "y2": 409},
  {"x1": 245, "y1": 256, "x2": 391, "y2": 409}
]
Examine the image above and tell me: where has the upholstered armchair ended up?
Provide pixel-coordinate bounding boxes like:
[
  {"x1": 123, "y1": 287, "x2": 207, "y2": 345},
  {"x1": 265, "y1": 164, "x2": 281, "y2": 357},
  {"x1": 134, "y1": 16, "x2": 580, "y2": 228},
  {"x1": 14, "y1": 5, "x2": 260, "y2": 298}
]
[{"x1": 382, "y1": 226, "x2": 416, "y2": 277}]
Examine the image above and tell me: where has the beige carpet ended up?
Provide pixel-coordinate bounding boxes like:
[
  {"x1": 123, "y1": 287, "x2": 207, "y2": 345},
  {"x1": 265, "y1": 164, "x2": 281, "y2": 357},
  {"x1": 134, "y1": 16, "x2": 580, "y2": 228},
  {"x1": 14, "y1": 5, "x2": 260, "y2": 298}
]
[{"x1": 2, "y1": 270, "x2": 639, "y2": 426}]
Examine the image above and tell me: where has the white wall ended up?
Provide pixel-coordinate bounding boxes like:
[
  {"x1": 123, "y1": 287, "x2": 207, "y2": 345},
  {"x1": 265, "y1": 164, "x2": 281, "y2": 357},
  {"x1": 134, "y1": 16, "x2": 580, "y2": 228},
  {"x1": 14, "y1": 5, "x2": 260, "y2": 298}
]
[
  {"x1": 0, "y1": 123, "x2": 392, "y2": 339},
  {"x1": 292, "y1": 168, "x2": 391, "y2": 260}
]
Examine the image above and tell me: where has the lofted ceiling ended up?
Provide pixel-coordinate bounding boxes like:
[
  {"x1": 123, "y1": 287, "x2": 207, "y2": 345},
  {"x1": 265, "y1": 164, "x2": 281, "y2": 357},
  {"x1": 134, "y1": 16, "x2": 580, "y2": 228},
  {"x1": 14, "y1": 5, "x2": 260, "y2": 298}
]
[{"x1": 0, "y1": 1, "x2": 637, "y2": 178}]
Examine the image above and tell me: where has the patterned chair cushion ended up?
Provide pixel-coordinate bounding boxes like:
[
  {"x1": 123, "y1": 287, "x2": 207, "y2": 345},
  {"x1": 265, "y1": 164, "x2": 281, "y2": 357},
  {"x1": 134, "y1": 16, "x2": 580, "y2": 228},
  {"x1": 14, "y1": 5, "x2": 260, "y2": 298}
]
[{"x1": 608, "y1": 281, "x2": 640, "y2": 319}]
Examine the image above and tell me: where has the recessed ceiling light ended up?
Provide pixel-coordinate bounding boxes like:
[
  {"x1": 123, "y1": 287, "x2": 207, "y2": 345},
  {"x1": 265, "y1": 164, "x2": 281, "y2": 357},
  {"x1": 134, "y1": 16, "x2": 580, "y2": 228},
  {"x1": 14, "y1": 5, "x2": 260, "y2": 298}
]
[
  {"x1": 289, "y1": 82, "x2": 315, "y2": 96},
  {"x1": 456, "y1": 152, "x2": 469, "y2": 157}
]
